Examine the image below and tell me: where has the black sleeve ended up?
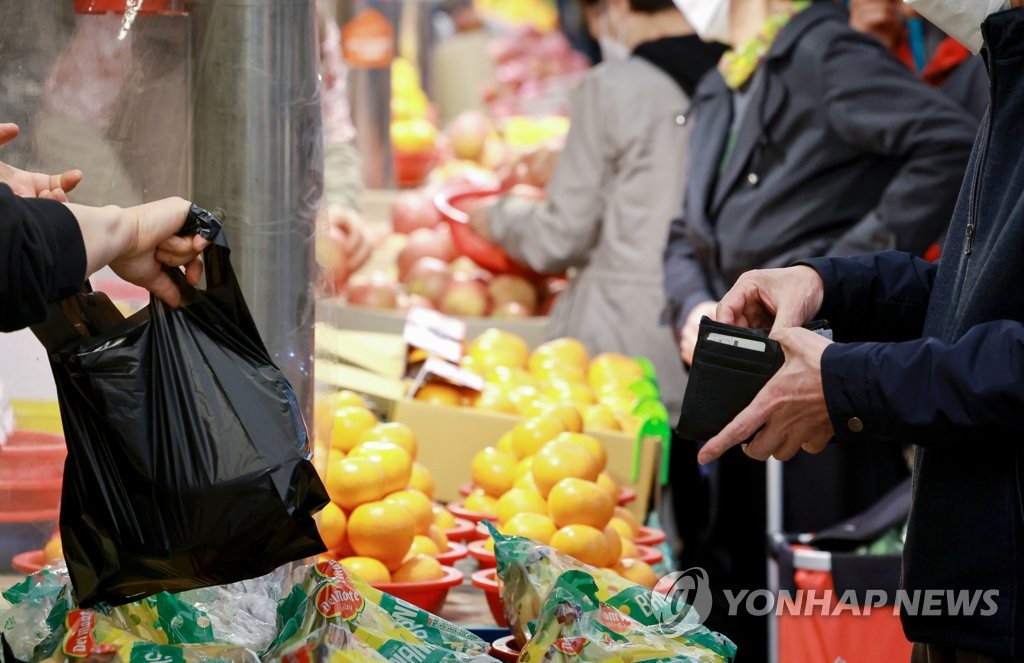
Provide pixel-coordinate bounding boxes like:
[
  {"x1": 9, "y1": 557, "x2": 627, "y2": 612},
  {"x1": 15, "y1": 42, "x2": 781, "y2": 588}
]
[{"x1": 0, "y1": 183, "x2": 87, "y2": 332}]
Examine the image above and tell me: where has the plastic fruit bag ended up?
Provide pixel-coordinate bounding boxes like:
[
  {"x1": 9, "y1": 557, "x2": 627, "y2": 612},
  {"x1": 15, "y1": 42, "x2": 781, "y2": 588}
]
[
  {"x1": 267, "y1": 624, "x2": 389, "y2": 663},
  {"x1": 490, "y1": 526, "x2": 735, "y2": 659},
  {"x1": 0, "y1": 569, "x2": 72, "y2": 661},
  {"x1": 29, "y1": 205, "x2": 329, "y2": 607},
  {"x1": 519, "y1": 570, "x2": 731, "y2": 663}
]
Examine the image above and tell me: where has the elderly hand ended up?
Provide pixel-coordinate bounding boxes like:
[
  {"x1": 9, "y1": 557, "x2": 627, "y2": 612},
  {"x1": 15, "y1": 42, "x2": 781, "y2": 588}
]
[
  {"x1": 680, "y1": 300, "x2": 718, "y2": 366},
  {"x1": 697, "y1": 327, "x2": 835, "y2": 464},
  {"x1": 331, "y1": 207, "x2": 372, "y2": 276},
  {"x1": 715, "y1": 266, "x2": 825, "y2": 333},
  {"x1": 0, "y1": 123, "x2": 82, "y2": 202}
]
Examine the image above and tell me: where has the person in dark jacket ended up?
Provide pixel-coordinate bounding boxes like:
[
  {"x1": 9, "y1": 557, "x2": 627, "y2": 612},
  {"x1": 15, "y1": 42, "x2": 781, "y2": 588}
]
[
  {"x1": 700, "y1": 5, "x2": 1024, "y2": 660},
  {"x1": 0, "y1": 122, "x2": 204, "y2": 332},
  {"x1": 664, "y1": 0, "x2": 978, "y2": 658}
]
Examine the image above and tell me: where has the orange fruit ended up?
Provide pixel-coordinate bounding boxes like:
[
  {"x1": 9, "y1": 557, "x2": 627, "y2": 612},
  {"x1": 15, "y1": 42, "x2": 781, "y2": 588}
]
[
  {"x1": 583, "y1": 403, "x2": 622, "y2": 431},
  {"x1": 620, "y1": 538, "x2": 639, "y2": 559},
  {"x1": 408, "y1": 534, "x2": 441, "y2": 557},
  {"x1": 427, "y1": 524, "x2": 449, "y2": 550},
  {"x1": 501, "y1": 512, "x2": 557, "y2": 544},
  {"x1": 530, "y1": 338, "x2": 590, "y2": 373},
  {"x1": 349, "y1": 441, "x2": 413, "y2": 494},
  {"x1": 318, "y1": 502, "x2": 349, "y2": 551},
  {"x1": 326, "y1": 457, "x2": 388, "y2": 510},
  {"x1": 315, "y1": 390, "x2": 367, "y2": 441},
  {"x1": 496, "y1": 431, "x2": 516, "y2": 456},
  {"x1": 530, "y1": 356, "x2": 588, "y2": 385},
  {"x1": 543, "y1": 381, "x2": 595, "y2": 407},
  {"x1": 392, "y1": 555, "x2": 445, "y2": 582},
  {"x1": 330, "y1": 532, "x2": 357, "y2": 558},
  {"x1": 614, "y1": 506, "x2": 642, "y2": 535},
  {"x1": 433, "y1": 505, "x2": 456, "y2": 530},
  {"x1": 43, "y1": 534, "x2": 63, "y2": 563},
  {"x1": 515, "y1": 456, "x2": 534, "y2": 478},
  {"x1": 507, "y1": 385, "x2": 541, "y2": 413},
  {"x1": 548, "y1": 478, "x2": 614, "y2": 529},
  {"x1": 552, "y1": 432, "x2": 607, "y2": 471},
  {"x1": 544, "y1": 404, "x2": 584, "y2": 433},
  {"x1": 511, "y1": 415, "x2": 565, "y2": 459},
  {"x1": 408, "y1": 462, "x2": 436, "y2": 498},
  {"x1": 414, "y1": 383, "x2": 463, "y2": 406},
  {"x1": 330, "y1": 406, "x2": 378, "y2": 453},
  {"x1": 384, "y1": 489, "x2": 434, "y2": 535},
  {"x1": 609, "y1": 517, "x2": 637, "y2": 543},
  {"x1": 588, "y1": 353, "x2": 643, "y2": 390},
  {"x1": 464, "y1": 490, "x2": 499, "y2": 516},
  {"x1": 596, "y1": 472, "x2": 620, "y2": 500},
  {"x1": 613, "y1": 558, "x2": 658, "y2": 589},
  {"x1": 359, "y1": 422, "x2": 417, "y2": 459},
  {"x1": 496, "y1": 487, "x2": 548, "y2": 524},
  {"x1": 486, "y1": 365, "x2": 537, "y2": 389},
  {"x1": 339, "y1": 556, "x2": 392, "y2": 583},
  {"x1": 514, "y1": 472, "x2": 540, "y2": 492},
  {"x1": 532, "y1": 441, "x2": 602, "y2": 497},
  {"x1": 550, "y1": 524, "x2": 609, "y2": 567},
  {"x1": 468, "y1": 329, "x2": 530, "y2": 371},
  {"x1": 470, "y1": 447, "x2": 518, "y2": 497},
  {"x1": 604, "y1": 524, "x2": 623, "y2": 564},
  {"x1": 471, "y1": 385, "x2": 518, "y2": 414},
  {"x1": 347, "y1": 501, "x2": 416, "y2": 568},
  {"x1": 516, "y1": 397, "x2": 553, "y2": 418}
]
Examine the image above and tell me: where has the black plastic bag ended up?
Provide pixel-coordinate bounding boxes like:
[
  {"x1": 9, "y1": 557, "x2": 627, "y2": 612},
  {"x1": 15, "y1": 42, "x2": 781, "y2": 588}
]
[{"x1": 31, "y1": 205, "x2": 328, "y2": 607}]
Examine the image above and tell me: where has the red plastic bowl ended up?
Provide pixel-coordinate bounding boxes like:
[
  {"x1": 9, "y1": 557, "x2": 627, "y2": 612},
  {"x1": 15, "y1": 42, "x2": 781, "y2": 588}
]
[
  {"x1": 433, "y1": 542, "x2": 469, "y2": 566},
  {"x1": 471, "y1": 568, "x2": 508, "y2": 627},
  {"x1": 445, "y1": 517, "x2": 485, "y2": 543},
  {"x1": 635, "y1": 544, "x2": 663, "y2": 565},
  {"x1": 394, "y1": 149, "x2": 438, "y2": 189},
  {"x1": 434, "y1": 187, "x2": 544, "y2": 278},
  {"x1": 447, "y1": 501, "x2": 499, "y2": 524},
  {"x1": 634, "y1": 526, "x2": 667, "y2": 547},
  {"x1": 0, "y1": 432, "x2": 66, "y2": 483},
  {"x1": 11, "y1": 549, "x2": 45, "y2": 574},
  {"x1": 0, "y1": 479, "x2": 63, "y2": 514},
  {"x1": 489, "y1": 635, "x2": 520, "y2": 662},
  {"x1": 467, "y1": 539, "x2": 496, "y2": 569},
  {"x1": 75, "y1": 0, "x2": 185, "y2": 14},
  {"x1": 371, "y1": 565, "x2": 464, "y2": 614}
]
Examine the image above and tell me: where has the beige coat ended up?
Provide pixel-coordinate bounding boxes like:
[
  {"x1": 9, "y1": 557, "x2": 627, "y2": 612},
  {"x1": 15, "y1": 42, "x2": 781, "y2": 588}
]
[{"x1": 489, "y1": 56, "x2": 691, "y2": 418}]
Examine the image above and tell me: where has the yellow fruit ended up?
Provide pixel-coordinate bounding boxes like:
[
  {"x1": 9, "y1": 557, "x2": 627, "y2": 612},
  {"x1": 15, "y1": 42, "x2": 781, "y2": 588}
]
[
  {"x1": 347, "y1": 501, "x2": 416, "y2": 568},
  {"x1": 384, "y1": 489, "x2": 435, "y2": 535},
  {"x1": 433, "y1": 505, "x2": 456, "y2": 530},
  {"x1": 391, "y1": 118, "x2": 437, "y2": 152},
  {"x1": 614, "y1": 506, "x2": 642, "y2": 535},
  {"x1": 43, "y1": 535, "x2": 63, "y2": 563},
  {"x1": 483, "y1": 537, "x2": 495, "y2": 554},
  {"x1": 470, "y1": 447, "x2": 518, "y2": 497},
  {"x1": 496, "y1": 431, "x2": 516, "y2": 456},
  {"x1": 330, "y1": 406, "x2": 378, "y2": 453},
  {"x1": 349, "y1": 441, "x2": 413, "y2": 494},
  {"x1": 486, "y1": 365, "x2": 537, "y2": 389},
  {"x1": 516, "y1": 398, "x2": 553, "y2": 418},
  {"x1": 608, "y1": 517, "x2": 637, "y2": 542},
  {"x1": 359, "y1": 422, "x2": 417, "y2": 459},
  {"x1": 496, "y1": 487, "x2": 548, "y2": 524},
  {"x1": 468, "y1": 329, "x2": 530, "y2": 371},
  {"x1": 318, "y1": 502, "x2": 349, "y2": 551},
  {"x1": 604, "y1": 524, "x2": 622, "y2": 564},
  {"x1": 339, "y1": 556, "x2": 391, "y2": 584},
  {"x1": 588, "y1": 353, "x2": 643, "y2": 390},
  {"x1": 315, "y1": 390, "x2": 367, "y2": 441},
  {"x1": 515, "y1": 456, "x2": 534, "y2": 478},
  {"x1": 408, "y1": 534, "x2": 441, "y2": 557},
  {"x1": 583, "y1": 403, "x2": 622, "y2": 431},
  {"x1": 507, "y1": 385, "x2": 541, "y2": 413},
  {"x1": 596, "y1": 472, "x2": 620, "y2": 500},
  {"x1": 548, "y1": 478, "x2": 614, "y2": 529},
  {"x1": 409, "y1": 463, "x2": 436, "y2": 499},
  {"x1": 501, "y1": 512, "x2": 557, "y2": 544},
  {"x1": 550, "y1": 525, "x2": 609, "y2": 567},
  {"x1": 511, "y1": 415, "x2": 565, "y2": 459},
  {"x1": 326, "y1": 457, "x2": 388, "y2": 510},
  {"x1": 620, "y1": 538, "x2": 639, "y2": 559},
  {"x1": 552, "y1": 432, "x2": 607, "y2": 471},
  {"x1": 543, "y1": 381, "x2": 595, "y2": 406},
  {"x1": 414, "y1": 383, "x2": 463, "y2": 406},
  {"x1": 472, "y1": 386, "x2": 518, "y2": 414},
  {"x1": 529, "y1": 356, "x2": 588, "y2": 385},
  {"x1": 392, "y1": 555, "x2": 445, "y2": 582},
  {"x1": 514, "y1": 472, "x2": 540, "y2": 492},
  {"x1": 530, "y1": 338, "x2": 590, "y2": 373},
  {"x1": 532, "y1": 441, "x2": 602, "y2": 498},
  {"x1": 613, "y1": 558, "x2": 658, "y2": 589},
  {"x1": 544, "y1": 404, "x2": 584, "y2": 433},
  {"x1": 428, "y1": 524, "x2": 450, "y2": 550},
  {"x1": 464, "y1": 491, "x2": 499, "y2": 516}
]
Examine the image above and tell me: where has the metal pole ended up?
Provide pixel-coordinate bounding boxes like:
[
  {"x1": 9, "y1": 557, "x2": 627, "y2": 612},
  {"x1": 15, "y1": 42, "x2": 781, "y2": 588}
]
[
  {"x1": 188, "y1": 0, "x2": 323, "y2": 434},
  {"x1": 767, "y1": 458, "x2": 784, "y2": 663}
]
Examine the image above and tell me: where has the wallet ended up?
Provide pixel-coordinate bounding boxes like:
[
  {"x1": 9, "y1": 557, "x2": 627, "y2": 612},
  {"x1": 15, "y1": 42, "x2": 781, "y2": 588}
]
[{"x1": 676, "y1": 317, "x2": 831, "y2": 442}]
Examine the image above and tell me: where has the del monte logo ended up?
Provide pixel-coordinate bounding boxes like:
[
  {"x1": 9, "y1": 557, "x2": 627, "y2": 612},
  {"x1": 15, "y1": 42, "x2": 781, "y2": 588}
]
[
  {"x1": 553, "y1": 637, "x2": 587, "y2": 656},
  {"x1": 597, "y1": 605, "x2": 633, "y2": 634},
  {"x1": 315, "y1": 582, "x2": 364, "y2": 621}
]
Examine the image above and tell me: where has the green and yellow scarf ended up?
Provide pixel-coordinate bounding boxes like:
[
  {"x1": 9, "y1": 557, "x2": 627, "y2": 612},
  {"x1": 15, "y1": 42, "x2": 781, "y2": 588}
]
[{"x1": 719, "y1": 1, "x2": 811, "y2": 89}]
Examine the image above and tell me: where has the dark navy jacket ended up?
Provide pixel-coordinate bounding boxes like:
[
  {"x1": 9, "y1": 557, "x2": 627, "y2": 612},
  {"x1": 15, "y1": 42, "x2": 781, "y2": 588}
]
[{"x1": 805, "y1": 9, "x2": 1024, "y2": 656}]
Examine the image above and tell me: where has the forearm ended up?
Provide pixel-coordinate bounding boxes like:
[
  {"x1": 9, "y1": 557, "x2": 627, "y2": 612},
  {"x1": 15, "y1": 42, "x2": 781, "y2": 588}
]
[
  {"x1": 65, "y1": 202, "x2": 133, "y2": 279},
  {"x1": 489, "y1": 196, "x2": 595, "y2": 274},
  {"x1": 663, "y1": 218, "x2": 715, "y2": 331}
]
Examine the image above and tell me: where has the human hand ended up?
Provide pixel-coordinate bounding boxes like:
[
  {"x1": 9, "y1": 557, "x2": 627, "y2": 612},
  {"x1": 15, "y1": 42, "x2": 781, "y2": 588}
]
[
  {"x1": 515, "y1": 145, "x2": 560, "y2": 188},
  {"x1": 468, "y1": 202, "x2": 495, "y2": 242},
  {"x1": 849, "y1": 0, "x2": 904, "y2": 50},
  {"x1": 715, "y1": 266, "x2": 825, "y2": 333},
  {"x1": 0, "y1": 123, "x2": 83, "y2": 202},
  {"x1": 331, "y1": 207, "x2": 372, "y2": 276},
  {"x1": 680, "y1": 300, "x2": 718, "y2": 366},
  {"x1": 697, "y1": 327, "x2": 834, "y2": 464}
]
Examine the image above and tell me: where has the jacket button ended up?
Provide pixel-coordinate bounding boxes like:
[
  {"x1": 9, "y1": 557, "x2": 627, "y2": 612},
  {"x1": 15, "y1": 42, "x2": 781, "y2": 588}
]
[
  {"x1": 747, "y1": 172, "x2": 760, "y2": 187},
  {"x1": 675, "y1": 114, "x2": 687, "y2": 126},
  {"x1": 847, "y1": 417, "x2": 864, "y2": 433}
]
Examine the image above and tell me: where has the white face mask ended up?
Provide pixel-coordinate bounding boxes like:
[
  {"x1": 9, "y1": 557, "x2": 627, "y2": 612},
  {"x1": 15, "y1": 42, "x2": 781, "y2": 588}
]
[
  {"x1": 672, "y1": 0, "x2": 731, "y2": 44},
  {"x1": 598, "y1": 6, "x2": 631, "y2": 62},
  {"x1": 904, "y1": 0, "x2": 1010, "y2": 54}
]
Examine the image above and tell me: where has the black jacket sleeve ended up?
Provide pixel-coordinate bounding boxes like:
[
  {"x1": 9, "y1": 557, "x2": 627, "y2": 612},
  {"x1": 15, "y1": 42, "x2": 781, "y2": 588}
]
[{"x1": 0, "y1": 183, "x2": 87, "y2": 332}]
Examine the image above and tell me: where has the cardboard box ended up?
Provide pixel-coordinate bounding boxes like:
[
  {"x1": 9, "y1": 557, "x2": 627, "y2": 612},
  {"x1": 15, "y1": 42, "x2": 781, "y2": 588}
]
[{"x1": 390, "y1": 398, "x2": 661, "y2": 521}]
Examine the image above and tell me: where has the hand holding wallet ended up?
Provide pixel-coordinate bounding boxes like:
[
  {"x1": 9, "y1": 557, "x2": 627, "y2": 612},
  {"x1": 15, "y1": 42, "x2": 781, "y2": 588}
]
[{"x1": 676, "y1": 317, "x2": 831, "y2": 443}]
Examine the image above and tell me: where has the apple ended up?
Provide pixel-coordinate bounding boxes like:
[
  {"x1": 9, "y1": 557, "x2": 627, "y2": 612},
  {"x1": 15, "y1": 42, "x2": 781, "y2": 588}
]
[
  {"x1": 492, "y1": 301, "x2": 534, "y2": 319},
  {"x1": 315, "y1": 225, "x2": 348, "y2": 276},
  {"x1": 488, "y1": 274, "x2": 538, "y2": 309},
  {"x1": 448, "y1": 110, "x2": 491, "y2": 162},
  {"x1": 347, "y1": 272, "x2": 401, "y2": 309},
  {"x1": 402, "y1": 293, "x2": 436, "y2": 311},
  {"x1": 403, "y1": 256, "x2": 453, "y2": 305},
  {"x1": 397, "y1": 227, "x2": 456, "y2": 280},
  {"x1": 392, "y1": 190, "x2": 441, "y2": 234},
  {"x1": 440, "y1": 274, "x2": 491, "y2": 317}
]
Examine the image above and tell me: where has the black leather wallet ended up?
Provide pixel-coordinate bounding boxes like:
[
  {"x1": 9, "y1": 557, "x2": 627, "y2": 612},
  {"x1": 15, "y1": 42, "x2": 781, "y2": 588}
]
[{"x1": 676, "y1": 317, "x2": 830, "y2": 442}]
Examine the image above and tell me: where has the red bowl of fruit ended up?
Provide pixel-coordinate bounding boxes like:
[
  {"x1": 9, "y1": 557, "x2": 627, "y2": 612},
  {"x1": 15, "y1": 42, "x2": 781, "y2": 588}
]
[
  {"x1": 635, "y1": 544, "x2": 663, "y2": 565},
  {"x1": 447, "y1": 501, "x2": 498, "y2": 524},
  {"x1": 445, "y1": 517, "x2": 486, "y2": 542},
  {"x1": 489, "y1": 635, "x2": 521, "y2": 663},
  {"x1": 394, "y1": 148, "x2": 438, "y2": 188},
  {"x1": 11, "y1": 549, "x2": 45, "y2": 574},
  {"x1": 471, "y1": 568, "x2": 508, "y2": 627},
  {"x1": 433, "y1": 542, "x2": 469, "y2": 566},
  {"x1": 467, "y1": 539, "x2": 496, "y2": 569},
  {"x1": 633, "y1": 526, "x2": 667, "y2": 547},
  {"x1": 371, "y1": 564, "x2": 464, "y2": 614},
  {"x1": 460, "y1": 481, "x2": 636, "y2": 506}
]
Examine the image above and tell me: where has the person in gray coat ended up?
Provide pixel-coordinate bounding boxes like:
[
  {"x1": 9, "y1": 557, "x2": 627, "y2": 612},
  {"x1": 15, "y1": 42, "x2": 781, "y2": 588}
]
[
  {"x1": 664, "y1": 0, "x2": 978, "y2": 659},
  {"x1": 468, "y1": 0, "x2": 724, "y2": 420}
]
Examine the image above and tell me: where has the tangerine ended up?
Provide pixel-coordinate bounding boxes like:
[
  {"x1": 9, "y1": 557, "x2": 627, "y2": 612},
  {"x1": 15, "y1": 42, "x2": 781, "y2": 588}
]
[
  {"x1": 330, "y1": 406, "x2": 379, "y2": 453},
  {"x1": 384, "y1": 489, "x2": 434, "y2": 535},
  {"x1": 349, "y1": 441, "x2": 413, "y2": 494},
  {"x1": 552, "y1": 432, "x2": 607, "y2": 471},
  {"x1": 470, "y1": 447, "x2": 518, "y2": 497},
  {"x1": 501, "y1": 512, "x2": 557, "y2": 544},
  {"x1": 347, "y1": 501, "x2": 416, "y2": 568},
  {"x1": 339, "y1": 556, "x2": 392, "y2": 584},
  {"x1": 496, "y1": 487, "x2": 548, "y2": 524},
  {"x1": 409, "y1": 462, "x2": 437, "y2": 499},
  {"x1": 326, "y1": 456, "x2": 388, "y2": 510},
  {"x1": 532, "y1": 441, "x2": 601, "y2": 497},
  {"x1": 414, "y1": 383, "x2": 463, "y2": 406},
  {"x1": 318, "y1": 502, "x2": 349, "y2": 551},
  {"x1": 359, "y1": 422, "x2": 417, "y2": 459},
  {"x1": 392, "y1": 555, "x2": 445, "y2": 582},
  {"x1": 547, "y1": 478, "x2": 614, "y2": 529},
  {"x1": 550, "y1": 524, "x2": 609, "y2": 567},
  {"x1": 613, "y1": 558, "x2": 658, "y2": 589},
  {"x1": 511, "y1": 415, "x2": 565, "y2": 459}
]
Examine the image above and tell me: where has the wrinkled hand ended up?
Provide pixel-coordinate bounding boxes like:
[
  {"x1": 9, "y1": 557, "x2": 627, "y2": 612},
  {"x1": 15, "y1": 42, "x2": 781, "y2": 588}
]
[
  {"x1": 848, "y1": 0, "x2": 904, "y2": 50},
  {"x1": 698, "y1": 327, "x2": 834, "y2": 464},
  {"x1": 515, "y1": 145, "x2": 560, "y2": 188},
  {"x1": 0, "y1": 123, "x2": 83, "y2": 201},
  {"x1": 331, "y1": 207, "x2": 372, "y2": 276},
  {"x1": 715, "y1": 266, "x2": 825, "y2": 333},
  {"x1": 680, "y1": 300, "x2": 718, "y2": 366}
]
